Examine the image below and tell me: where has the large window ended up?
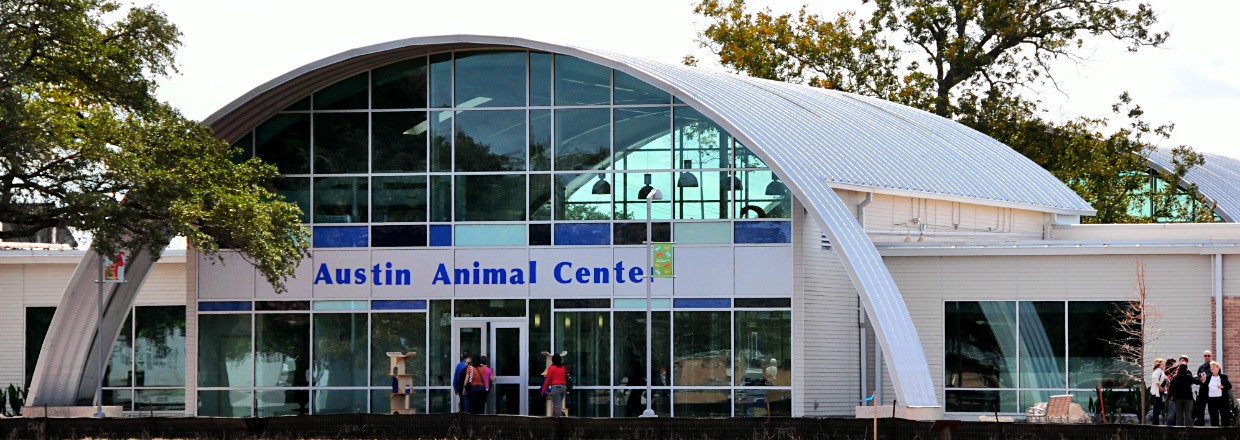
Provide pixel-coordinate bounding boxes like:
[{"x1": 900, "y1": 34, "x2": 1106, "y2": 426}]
[
  {"x1": 944, "y1": 301, "x2": 1137, "y2": 413},
  {"x1": 96, "y1": 306, "x2": 187, "y2": 412}
]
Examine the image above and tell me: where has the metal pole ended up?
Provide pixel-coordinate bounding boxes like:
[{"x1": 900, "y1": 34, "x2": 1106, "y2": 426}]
[
  {"x1": 641, "y1": 189, "x2": 659, "y2": 418},
  {"x1": 94, "y1": 252, "x2": 105, "y2": 418}
]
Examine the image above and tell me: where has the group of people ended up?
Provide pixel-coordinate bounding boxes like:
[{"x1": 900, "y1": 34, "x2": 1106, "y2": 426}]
[
  {"x1": 1149, "y1": 350, "x2": 1234, "y2": 427},
  {"x1": 452, "y1": 350, "x2": 496, "y2": 414}
]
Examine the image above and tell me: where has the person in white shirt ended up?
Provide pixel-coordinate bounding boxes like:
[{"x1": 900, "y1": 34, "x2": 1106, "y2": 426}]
[
  {"x1": 1149, "y1": 358, "x2": 1166, "y2": 425},
  {"x1": 1204, "y1": 361, "x2": 1233, "y2": 426}
]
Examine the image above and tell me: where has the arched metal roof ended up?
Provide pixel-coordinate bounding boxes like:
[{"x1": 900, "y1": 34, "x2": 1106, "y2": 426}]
[
  {"x1": 203, "y1": 35, "x2": 1098, "y2": 409},
  {"x1": 1149, "y1": 148, "x2": 1240, "y2": 222}
]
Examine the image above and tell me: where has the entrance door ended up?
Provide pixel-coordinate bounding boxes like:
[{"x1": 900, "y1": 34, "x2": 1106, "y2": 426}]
[{"x1": 451, "y1": 318, "x2": 527, "y2": 415}]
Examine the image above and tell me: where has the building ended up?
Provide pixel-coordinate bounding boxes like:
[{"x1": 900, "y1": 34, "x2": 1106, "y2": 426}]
[{"x1": 10, "y1": 35, "x2": 1240, "y2": 419}]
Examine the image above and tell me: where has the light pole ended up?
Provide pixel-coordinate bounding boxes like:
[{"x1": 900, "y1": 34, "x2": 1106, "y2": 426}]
[{"x1": 641, "y1": 186, "x2": 662, "y2": 418}]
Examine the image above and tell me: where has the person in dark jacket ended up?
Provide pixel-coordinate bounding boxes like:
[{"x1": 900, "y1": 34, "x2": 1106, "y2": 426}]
[
  {"x1": 1203, "y1": 361, "x2": 1233, "y2": 427},
  {"x1": 1194, "y1": 350, "x2": 1214, "y2": 425},
  {"x1": 1169, "y1": 364, "x2": 1200, "y2": 427},
  {"x1": 452, "y1": 350, "x2": 472, "y2": 413}
]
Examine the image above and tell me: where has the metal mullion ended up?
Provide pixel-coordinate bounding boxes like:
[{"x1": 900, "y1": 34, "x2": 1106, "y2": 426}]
[
  {"x1": 250, "y1": 311, "x2": 256, "y2": 417},
  {"x1": 308, "y1": 310, "x2": 315, "y2": 415},
  {"x1": 730, "y1": 306, "x2": 736, "y2": 417},
  {"x1": 1014, "y1": 301, "x2": 1020, "y2": 409},
  {"x1": 1063, "y1": 301, "x2": 1069, "y2": 394}
]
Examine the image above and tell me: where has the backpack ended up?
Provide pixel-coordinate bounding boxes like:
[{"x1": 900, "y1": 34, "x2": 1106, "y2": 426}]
[{"x1": 565, "y1": 373, "x2": 575, "y2": 393}]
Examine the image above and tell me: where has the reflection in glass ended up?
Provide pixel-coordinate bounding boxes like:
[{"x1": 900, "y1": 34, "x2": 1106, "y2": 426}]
[
  {"x1": 734, "y1": 311, "x2": 791, "y2": 387},
  {"x1": 313, "y1": 389, "x2": 368, "y2": 414},
  {"x1": 614, "y1": 389, "x2": 670, "y2": 417},
  {"x1": 429, "y1": 389, "x2": 452, "y2": 413},
  {"x1": 556, "y1": 173, "x2": 611, "y2": 220},
  {"x1": 102, "y1": 389, "x2": 132, "y2": 411},
  {"x1": 371, "y1": 111, "x2": 427, "y2": 172},
  {"x1": 454, "y1": 300, "x2": 526, "y2": 317},
  {"x1": 530, "y1": 109, "x2": 552, "y2": 171},
  {"x1": 198, "y1": 314, "x2": 252, "y2": 388},
  {"x1": 454, "y1": 110, "x2": 526, "y2": 171},
  {"x1": 430, "y1": 175, "x2": 452, "y2": 222},
  {"x1": 455, "y1": 174, "x2": 526, "y2": 221},
  {"x1": 734, "y1": 142, "x2": 769, "y2": 169},
  {"x1": 255, "y1": 114, "x2": 310, "y2": 174},
  {"x1": 530, "y1": 52, "x2": 552, "y2": 107},
  {"x1": 429, "y1": 53, "x2": 452, "y2": 108},
  {"x1": 104, "y1": 312, "x2": 132, "y2": 387},
  {"x1": 674, "y1": 107, "x2": 730, "y2": 170},
  {"x1": 676, "y1": 169, "x2": 725, "y2": 220},
  {"x1": 255, "y1": 314, "x2": 309, "y2": 388},
  {"x1": 673, "y1": 312, "x2": 731, "y2": 387},
  {"x1": 314, "y1": 177, "x2": 368, "y2": 223},
  {"x1": 428, "y1": 300, "x2": 452, "y2": 386},
  {"x1": 555, "y1": 109, "x2": 610, "y2": 171},
  {"x1": 733, "y1": 170, "x2": 790, "y2": 219},
  {"x1": 313, "y1": 72, "x2": 367, "y2": 110},
  {"x1": 614, "y1": 70, "x2": 670, "y2": 105},
  {"x1": 257, "y1": 389, "x2": 309, "y2": 417},
  {"x1": 313, "y1": 313, "x2": 367, "y2": 387},
  {"x1": 945, "y1": 390, "x2": 1017, "y2": 413},
  {"x1": 135, "y1": 389, "x2": 185, "y2": 412},
  {"x1": 529, "y1": 299, "x2": 551, "y2": 387},
  {"x1": 372, "y1": 388, "x2": 425, "y2": 414},
  {"x1": 372, "y1": 176, "x2": 427, "y2": 222},
  {"x1": 945, "y1": 301, "x2": 1016, "y2": 388},
  {"x1": 564, "y1": 389, "x2": 610, "y2": 417},
  {"x1": 530, "y1": 174, "x2": 552, "y2": 221},
  {"x1": 614, "y1": 107, "x2": 672, "y2": 171},
  {"x1": 372, "y1": 57, "x2": 428, "y2": 109},
  {"x1": 429, "y1": 111, "x2": 452, "y2": 172},
  {"x1": 198, "y1": 390, "x2": 251, "y2": 417},
  {"x1": 555, "y1": 311, "x2": 610, "y2": 386},
  {"x1": 454, "y1": 51, "x2": 526, "y2": 108},
  {"x1": 25, "y1": 307, "x2": 55, "y2": 388},
  {"x1": 1018, "y1": 302, "x2": 1065, "y2": 389},
  {"x1": 673, "y1": 390, "x2": 730, "y2": 417},
  {"x1": 135, "y1": 306, "x2": 186, "y2": 387},
  {"x1": 1068, "y1": 301, "x2": 1135, "y2": 388},
  {"x1": 555, "y1": 54, "x2": 610, "y2": 106},
  {"x1": 313, "y1": 112, "x2": 368, "y2": 174},
  {"x1": 275, "y1": 177, "x2": 310, "y2": 223},
  {"x1": 371, "y1": 313, "x2": 427, "y2": 386},
  {"x1": 614, "y1": 173, "x2": 673, "y2": 220},
  {"x1": 614, "y1": 312, "x2": 670, "y2": 388},
  {"x1": 735, "y1": 389, "x2": 791, "y2": 417}
]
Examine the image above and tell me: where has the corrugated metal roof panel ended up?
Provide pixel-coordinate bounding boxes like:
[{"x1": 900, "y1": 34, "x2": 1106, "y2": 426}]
[{"x1": 1149, "y1": 148, "x2": 1240, "y2": 222}]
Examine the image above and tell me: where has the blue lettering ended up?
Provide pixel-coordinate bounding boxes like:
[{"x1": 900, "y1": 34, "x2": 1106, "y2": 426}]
[
  {"x1": 629, "y1": 266, "x2": 643, "y2": 283},
  {"x1": 482, "y1": 268, "x2": 507, "y2": 284},
  {"x1": 432, "y1": 264, "x2": 451, "y2": 285},
  {"x1": 354, "y1": 268, "x2": 366, "y2": 284},
  {"x1": 454, "y1": 268, "x2": 470, "y2": 284},
  {"x1": 334, "y1": 268, "x2": 351, "y2": 284},
  {"x1": 529, "y1": 260, "x2": 537, "y2": 284},
  {"x1": 575, "y1": 267, "x2": 590, "y2": 283},
  {"x1": 554, "y1": 262, "x2": 573, "y2": 284},
  {"x1": 371, "y1": 264, "x2": 382, "y2": 286},
  {"x1": 613, "y1": 262, "x2": 626, "y2": 284},
  {"x1": 395, "y1": 269, "x2": 411, "y2": 285},
  {"x1": 509, "y1": 270, "x2": 525, "y2": 285},
  {"x1": 593, "y1": 266, "x2": 609, "y2": 284},
  {"x1": 314, "y1": 263, "x2": 333, "y2": 285}
]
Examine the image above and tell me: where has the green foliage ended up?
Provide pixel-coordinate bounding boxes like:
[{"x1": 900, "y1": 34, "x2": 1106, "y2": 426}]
[
  {"x1": 0, "y1": 0, "x2": 309, "y2": 291},
  {"x1": 5, "y1": 384, "x2": 25, "y2": 416},
  {"x1": 694, "y1": 0, "x2": 1211, "y2": 223}
]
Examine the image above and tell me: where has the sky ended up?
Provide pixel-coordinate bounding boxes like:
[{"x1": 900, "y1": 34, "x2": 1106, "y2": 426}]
[{"x1": 153, "y1": 0, "x2": 1240, "y2": 159}]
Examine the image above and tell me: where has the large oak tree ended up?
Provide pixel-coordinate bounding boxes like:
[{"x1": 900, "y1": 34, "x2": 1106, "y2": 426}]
[
  {"x1": 694, "y1": 0, "x2": 1214, "y2": 223},
  {"x1": 1, "y1": 0, "x2": 309, "y2": 290}
]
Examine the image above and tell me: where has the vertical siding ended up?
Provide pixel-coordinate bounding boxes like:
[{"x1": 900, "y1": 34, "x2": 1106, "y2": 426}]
[
  {"x1": 834, "y1": 189, "x2": 1049, "y2": 237},
  {"x1": 1225, "y1": 255, "x2": 1239, "y2": 297},
  {"x1": 796, "y1": 201, "x2": 862, "y2": 416},
  {"x1": 887, "y1": 253, "x2": 1215, "y2": 411},
  {"x1": 185, "y1": 248, "x2": 199, "y2": 416},
  {"x1": 0, "y1": 266, "x2": 24, "y2": 387}
]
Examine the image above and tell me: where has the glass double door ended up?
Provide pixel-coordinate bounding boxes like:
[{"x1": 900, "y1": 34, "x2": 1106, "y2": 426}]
[{"x1": 451, "y1": 318, "x2": 528, "y2": 414}]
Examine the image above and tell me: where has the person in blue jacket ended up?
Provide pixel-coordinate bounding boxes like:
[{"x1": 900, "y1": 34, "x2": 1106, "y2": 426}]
[{"x1": 452, "y1": 350, "x2": 472, "y2": 413}]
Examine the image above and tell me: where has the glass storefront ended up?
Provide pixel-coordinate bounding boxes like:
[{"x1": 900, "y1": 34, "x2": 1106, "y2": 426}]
[{"x1": 196, "y1": 298, "x2": 791, "y2": 417}]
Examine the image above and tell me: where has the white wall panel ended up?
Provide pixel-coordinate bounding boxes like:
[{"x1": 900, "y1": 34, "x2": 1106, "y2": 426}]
[
  {"x1": 310, "y1": 250, "x2": 371, "y2": 298},
  {"x1": 672, "y1": 246, "x2": 734, "y2": 296},
  {"x1": 612, "y1": 247, "x2": 673, "y2": 297},
  {"x1": 735, "y1": 246, "x2": 793, "y2": 296},
  {"x1": 198, "y1": 251, "x2": 255, "y2": 300}
]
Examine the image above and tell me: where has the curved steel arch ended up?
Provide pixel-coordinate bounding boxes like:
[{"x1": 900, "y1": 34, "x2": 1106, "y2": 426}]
[{"x1": 209, "y1": 34, "x2": 1088, "y2": 407}]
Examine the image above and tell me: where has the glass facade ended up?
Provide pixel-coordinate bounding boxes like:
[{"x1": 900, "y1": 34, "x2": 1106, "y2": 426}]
[
  {"x1": 97, "y1": 306, "x2": 188, "y2": 412},
  {"x1": 196, "y1": 299, "x2": 791, "y2": 417},
  {"x1": 198, "y1": 48, "x2": 795, "y2": 417},
  {"x1": 944, "y1": 301, "x2": 1138, "y2": 414}
]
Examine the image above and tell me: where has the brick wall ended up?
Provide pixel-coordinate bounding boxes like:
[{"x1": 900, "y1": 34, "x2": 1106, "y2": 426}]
[{"x1": 1209, "y1": 297, "x2": 1240, "y2": 375}]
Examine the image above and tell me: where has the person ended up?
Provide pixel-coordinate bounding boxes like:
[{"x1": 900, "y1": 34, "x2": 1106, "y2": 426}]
[
  {"x1": 1149, "y1": 358, "x2": 1165, "y2": 425},
  {"x1": 1169, "y1": 363, "x2": 1199, "y2": 427},
  {"x1": 478, "y1": 355, "x2": 495, "y2": 414},
  {"x1": 1194, "y1": 350, "x2": 1213, "y2": 425},
  {"x1": 1204, "y1": 361, "x2": 1232, "y2": 426},
  {"x1": 624, "y1": 357, "x2": 647, "y2": 417},
  {"x1": 541, "y1": 353, "x2": 569, "y2": 417},
  {"x1": 452, "y1": 350, "x2": 472, "y2": 413},
  {"x1": 465, "y1": 356, "x2": 488, "y2": 414},
  {"x1": 1164, "y1": 357, "x2": 1178, "y2": 426}
]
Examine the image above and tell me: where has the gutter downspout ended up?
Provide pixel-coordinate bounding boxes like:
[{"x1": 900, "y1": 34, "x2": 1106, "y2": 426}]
[
  {"x1": 1216, "y1": 254, "x2": 1223, "y2": 360},
  {"x1": 857, "y1": 192, "x2": 873, "y2": 226}
]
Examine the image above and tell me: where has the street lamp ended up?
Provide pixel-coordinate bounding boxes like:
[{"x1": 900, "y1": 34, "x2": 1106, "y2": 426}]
[{"x1": 639, "y1": 184, "x2": 662, "y2": 418}]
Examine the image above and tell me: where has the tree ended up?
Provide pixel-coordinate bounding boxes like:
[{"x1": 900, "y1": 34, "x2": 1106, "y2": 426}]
[
  {"x1": 693, "y1": 0, "x2": 1212, "y2": 223},
  {"x1": 1, "y1": 0, "x2": 309, "y2": 291},
  {"x1": 1109, "y1": 261, "x2": 1163, "y2": 422}
]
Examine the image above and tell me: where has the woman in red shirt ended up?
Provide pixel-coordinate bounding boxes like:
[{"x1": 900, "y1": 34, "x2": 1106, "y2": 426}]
[{"x1": 540, "y1": 353, "x2": 568, "y2": 417}]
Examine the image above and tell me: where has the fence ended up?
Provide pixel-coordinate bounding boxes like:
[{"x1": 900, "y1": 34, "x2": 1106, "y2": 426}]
[{"x1": 1, "y1": 413, "x2": 1238, "y2": 440}]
